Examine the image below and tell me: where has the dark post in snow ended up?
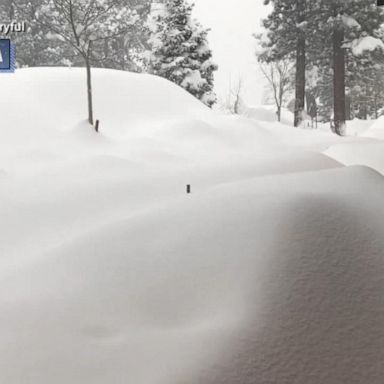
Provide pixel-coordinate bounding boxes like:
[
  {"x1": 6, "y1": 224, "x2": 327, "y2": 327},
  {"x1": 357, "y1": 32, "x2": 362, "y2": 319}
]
[
  {"x1": 186, "y1": 185, "x2": 191, "y2": 194},
  {"x1": 95, "y1": 119, "x2": 100, "y2": 133}
]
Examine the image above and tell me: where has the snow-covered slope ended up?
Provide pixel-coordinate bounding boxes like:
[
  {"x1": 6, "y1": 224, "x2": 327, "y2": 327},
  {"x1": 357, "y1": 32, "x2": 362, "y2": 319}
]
[
  {"x1": 242, "y1": 104, "x2": 294, "y2": 125},
  {"x1": 325, "y1": 141, "x2": 384, "y2": 174},
  {"x1": 1, "y1": 68, "x2": 384, "y2": 384},
  {"x1": 362, "y1": 115, "x2": 384, "y2": 140},
  {"x1": 324, "y1": 118, "x2": 384, "y2": 174},
  {"x1": 0, "y1": 68, "x2": 210, "y2": 136},
  {"x1": 344, "y1": 118, "x2": 375, "y2": 136}
]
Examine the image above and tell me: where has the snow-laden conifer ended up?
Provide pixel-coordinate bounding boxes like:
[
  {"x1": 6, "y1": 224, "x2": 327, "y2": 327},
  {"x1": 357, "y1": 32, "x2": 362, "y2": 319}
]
[{"x1": 148, "y1": 0, "x2": 217, "y2": 107}]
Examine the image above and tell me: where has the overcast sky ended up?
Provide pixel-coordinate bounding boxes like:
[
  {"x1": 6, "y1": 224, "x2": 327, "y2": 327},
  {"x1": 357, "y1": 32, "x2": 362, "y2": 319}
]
[{"x1": 193, "y1": 0, "x2": 271, "y2": 106}]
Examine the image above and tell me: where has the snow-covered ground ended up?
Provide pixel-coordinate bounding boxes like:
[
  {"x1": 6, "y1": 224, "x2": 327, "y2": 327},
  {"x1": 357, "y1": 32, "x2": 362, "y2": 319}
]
[{"x1": 1, "y1": 68, "x2": 384, "y2": 384}]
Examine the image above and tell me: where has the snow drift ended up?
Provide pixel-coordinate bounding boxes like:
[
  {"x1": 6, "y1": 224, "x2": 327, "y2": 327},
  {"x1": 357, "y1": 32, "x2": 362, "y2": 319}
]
[
  {"x1": 2, "y1": 166, "x2": 384, "y2": 384},
  {"x1": 325, "y1": 141, "x2": 384, "y2": 174},
  {"x1": 1, "y1": 68, "x2": 384, "y2": 384},
  {"x1": 362, "y1": 115, "x2": 384, "y2": 140},
  {"x1": 0, "y1": 67, "x2": 210, "y2": 140}
]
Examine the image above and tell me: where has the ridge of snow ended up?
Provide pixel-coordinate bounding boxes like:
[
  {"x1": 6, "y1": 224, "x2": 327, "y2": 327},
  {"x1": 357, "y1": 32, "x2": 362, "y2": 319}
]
[{"x1": 1, "y1": 68, "x2": 384, "y2": 384}]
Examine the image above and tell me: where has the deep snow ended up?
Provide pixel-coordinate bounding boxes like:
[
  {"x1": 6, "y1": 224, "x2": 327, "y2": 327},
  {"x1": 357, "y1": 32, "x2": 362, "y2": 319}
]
[{"x1": 1, "y1": 68, "x2": 384, "y2": 384}]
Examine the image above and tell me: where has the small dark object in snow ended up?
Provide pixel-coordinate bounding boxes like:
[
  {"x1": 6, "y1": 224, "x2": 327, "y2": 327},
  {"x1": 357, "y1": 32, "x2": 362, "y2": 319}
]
[
  {"x1": 95, "y1": 120, "x2": 100, "y2": 133},
  {"x1": 186, "y1": 185, "x2": 191, "y2": 194}
]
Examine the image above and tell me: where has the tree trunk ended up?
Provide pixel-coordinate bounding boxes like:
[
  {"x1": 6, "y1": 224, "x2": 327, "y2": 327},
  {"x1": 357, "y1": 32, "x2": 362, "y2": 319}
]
[
  {"x1": 345, "y1": 94, "x2": 351, "y2": 121},
  {"x1": 277, "y1": 106, "x2": 281, "y2": 122},
  {"x1": 360, "y1": 103, "x2": 367, "y2": 120},
  {"x1": 333, "y1": 21, "x2": 346, "y2": 135},
  {"x1": 85, "y1": 56, "x2": 94, "y2": 125},
  {"x1": 234, "y1": 96, "x2": 240, "y2": 114},
  {"x1": 294, "y1": 33, "x2": 306, "y2": 127},
  {"x1": 9, "y1": 0, "x2": 15, "y2": 19}
]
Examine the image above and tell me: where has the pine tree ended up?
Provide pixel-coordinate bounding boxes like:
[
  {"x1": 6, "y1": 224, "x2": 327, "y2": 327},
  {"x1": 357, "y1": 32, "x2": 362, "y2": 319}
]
[
  {"x1": 260, "y1": 0, "x2": 384, "y2": 134},
  {"x1": 260, "y1": 0, "x2": 313, "y2": 127},
  {"x1": 347, "y1": 52, "x2": 384, "y2": 120},
  {"x1": 311, "y1": 1, "x2": 384, "y2": 134},
  {"x1": 96, "y1": 0, "x2": 152, "y2": 73},
  {"x1": 148, "y1": 0, "x2": 218, "y2": 107}
]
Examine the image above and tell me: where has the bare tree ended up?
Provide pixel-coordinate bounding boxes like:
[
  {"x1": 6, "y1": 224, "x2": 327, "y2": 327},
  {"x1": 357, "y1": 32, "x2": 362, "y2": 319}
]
[
  {"x1": 259, "y1": 59, "x2": 292, "y2": 122},
  {"x1": 225, "y1": 74, "x2": 244, "y2": 115},
  {"x1": 20, "y1": 0, "x2": 138, "y2": 126}
]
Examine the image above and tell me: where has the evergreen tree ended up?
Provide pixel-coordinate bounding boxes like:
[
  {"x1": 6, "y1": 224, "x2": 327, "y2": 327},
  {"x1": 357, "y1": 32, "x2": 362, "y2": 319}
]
[
  {"x1": 311, "y1": 1, "x2": 384, "y2": 133},
  {"x1": 260, "y1": 0, "x2": 384, "y2": 134},
  {"x1": 95, "y1": 0, "x2": 152, "y2": 72},
  {"x1": 148, "y1": 0, "x2": 218, "y2": 107},
  {"x1": 347, "y1": 48, "x2": 384, "y2": 120},
  {"x1": 260, "y1": 0, "x2": 312, "y2": 127}
]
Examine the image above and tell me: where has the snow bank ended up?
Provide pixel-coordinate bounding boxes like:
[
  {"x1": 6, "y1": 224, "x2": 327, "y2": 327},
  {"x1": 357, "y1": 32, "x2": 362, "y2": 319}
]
[
  {"x1": 1, "y1": 166, "x2": 384, "y2": 384},
  {"x1": 325, "y1": 117, "x2": 384, "y2": 173},
  {"x1": 344, "y1": 118, "x2": 375, "y2": 136},
  {"x1": 0, "y1": 67, "x2": 211, "y2": 141},
  {"x1": 361, "y1": 115, "x2": 384, "y2": 140},
  {"x1": 243, "y1": 104, "x2": 294, "y2": 125},
  {"x1": 1, "y1": 68, "x2": 384, "y2": 384},
  {"x1": 325, "y1": 141, "x2": 384, "y2": 174}
]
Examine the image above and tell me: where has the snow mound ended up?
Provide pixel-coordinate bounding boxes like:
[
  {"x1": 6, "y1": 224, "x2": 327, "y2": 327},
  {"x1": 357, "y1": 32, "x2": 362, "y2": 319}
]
[
  {"x1": 325, "y1": 141, "x2": 384, "y2": 174},
  {"x1": 0, "y1": 67, "x2": 211, "y2": 140},
  {"x1": 242, "y1": 105, "x2": 294, "y2": 125},
  {"x1": 1, "y1": 166, "x2": 384, "y2": 384},
  {"x1": 1, "y1": 67, "x2": 384, "y2": 384},
  {"x1": 344, "y1": 118, "x2": 375, "y2": 136}
]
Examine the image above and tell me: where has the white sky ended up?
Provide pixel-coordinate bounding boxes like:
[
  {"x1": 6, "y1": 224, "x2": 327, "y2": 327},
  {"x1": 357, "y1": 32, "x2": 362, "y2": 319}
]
[{"x1": 193, "y1": 0, "x2": 271, "y2": 106}]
